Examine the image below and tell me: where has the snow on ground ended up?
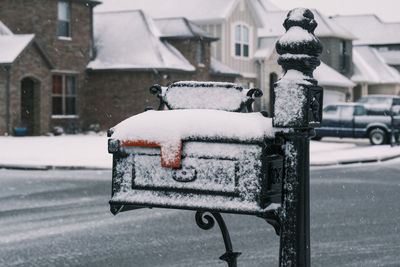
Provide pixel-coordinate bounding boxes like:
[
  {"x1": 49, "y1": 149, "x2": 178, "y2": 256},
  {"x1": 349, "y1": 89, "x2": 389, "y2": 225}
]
[
  {"x1": 0, "y1": 134, "x2": 400, "y2": 169},
  {"x1": 310, "y1": 142, "x2": 400, "y2": 166},
  {"x1": 0, "y1": 134, "x2": 111, "y2": 169}
]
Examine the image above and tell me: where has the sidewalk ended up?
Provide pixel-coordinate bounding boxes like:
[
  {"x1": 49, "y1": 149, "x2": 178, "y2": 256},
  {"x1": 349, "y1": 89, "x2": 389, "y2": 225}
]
[
  {"x1": 0, "y1": 135, "x2": 400, "y2": 170},
  {"x1": 310, "y1": 138, "x2": 400, "y2": 166},
  {"x1": 0, "y1": 134, "x2": 111, "y2": 170}
]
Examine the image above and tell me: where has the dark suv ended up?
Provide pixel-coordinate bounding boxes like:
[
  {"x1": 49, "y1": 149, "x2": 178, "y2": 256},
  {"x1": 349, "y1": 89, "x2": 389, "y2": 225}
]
[{"x1": 314, "y1": 103, "x2": 400, "y2": 145}]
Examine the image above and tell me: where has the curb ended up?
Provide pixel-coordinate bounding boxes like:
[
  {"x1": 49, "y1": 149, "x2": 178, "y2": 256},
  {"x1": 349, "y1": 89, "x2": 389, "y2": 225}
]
[
  {"x1": 0, "y1": 164, "x2": 111, "y2": 171},
  {"x1": 2, "y1": 153, "x2": 400, "y2": 170},
  {"x1": 310, "y1": 153, "x2": 400, "y2": 167}
]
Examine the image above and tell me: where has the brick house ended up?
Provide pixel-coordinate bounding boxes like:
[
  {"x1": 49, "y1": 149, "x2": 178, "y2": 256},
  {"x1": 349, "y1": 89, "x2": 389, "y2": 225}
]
[
  {"x1": 0, "y1": 0, "x2": 238, "y2": 135},
  {"x1": 86, "y1": 10, "x2": 238, "y2": 128},
  {"x1": 0, "y1": 0, "x2": 100, "y2": 135},
  {"x1": 0, "y1": 31, "x2": 54, "y2": 136},
  {"x1": 95, "y1": 0, "x2": 274, "y2": 89},
  {"x1": 96, "y1": 0, "x2": 358, "y2": 112},
  {"x1": 332, "y1": 15, "x2": 400, "y2": 100},
  {"x1": 4, "y1": 0, "x2": 398, "y2": 135}
]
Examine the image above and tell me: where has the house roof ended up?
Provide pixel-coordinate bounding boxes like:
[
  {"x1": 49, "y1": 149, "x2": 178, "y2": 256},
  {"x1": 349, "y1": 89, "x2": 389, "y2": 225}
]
[
  {"x1": 87, "y1": 10, "x2": 195, "y2": 72},
  {"x1": 258, "y1": 9, "x2": 356, "y2": 40},
  {"x1": 314, "y1": 62, "x2": 355, "y2": 88},
  {"x1": 95, "y1": 0, "x2": 277, "y2": 25},
  {"x1": 154, "y1": 17, "x2": 217, "y2": 41},
  {"x1": 252, "y1": 0, "x2": 280, "y2": 12},
  {"x1": 255, "y1": 36, "x2": 355, "y2": 88},
  {"x1": 352, "y1": 46, "x2": 400, "y2": 84},
  {"x1": 210, "y1": 57, "x2": 241, "y2": 77},
  {"x1": 254, "y1": 37, "x2": 278, "y2": 59},
  {"x1": 0, "y1": 21, "x2": 12, "y2": 36},
  {"x1": 66, "y1": 0, "x2": 101, "y2": 6},
  {"x1": 332, "y1": 14, "x2": 400, "y2": 45},
  {"x1": 378, "y1": 50, "x2": 400, "y2": 65},
  {"x1": 0, "y1": 34, "x2": 35, "y2": 65},
  {"x1": 95, "y1": 0, "x2": 238, "y2": 23}
]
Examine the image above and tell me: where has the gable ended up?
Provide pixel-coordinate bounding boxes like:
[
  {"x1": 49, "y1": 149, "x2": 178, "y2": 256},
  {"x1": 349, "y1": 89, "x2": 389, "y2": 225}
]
[
  {"x1": 95, "y1": 0, "x2": 238, "y2": 24},
  {"x1": 228, "y1": 0, "x2": 260, "y2": 28},
  {"x1": 0, "y1": 34, "x2": 35, "y2": 66},
  {"x1": 88, "y1": 10, "x2": 195, "y2": 72}
]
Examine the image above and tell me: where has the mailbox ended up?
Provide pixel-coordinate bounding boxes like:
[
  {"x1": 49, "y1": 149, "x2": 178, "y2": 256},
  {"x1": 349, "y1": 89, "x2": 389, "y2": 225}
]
[
  {"x1": 108, "y1": 81, "x2": 283, "y2": 221},
  {"x1": 107, "y1": 8, "x2": 323, "y2": 266}
]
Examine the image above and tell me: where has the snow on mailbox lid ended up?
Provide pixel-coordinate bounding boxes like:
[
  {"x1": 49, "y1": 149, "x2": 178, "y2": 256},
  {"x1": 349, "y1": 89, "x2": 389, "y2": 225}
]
[
  {"x1": 164, "y1": 81, "x2": 248, "y2": 111},
  {"x1": 110, "y1": 109, "x2": 275, "y2": 167}
]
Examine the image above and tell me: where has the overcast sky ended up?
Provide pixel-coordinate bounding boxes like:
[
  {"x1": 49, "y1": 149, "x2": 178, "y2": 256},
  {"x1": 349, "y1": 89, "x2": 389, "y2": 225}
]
[{"x1": 269, "y1": 0, "x2": 400, "y2": 22}]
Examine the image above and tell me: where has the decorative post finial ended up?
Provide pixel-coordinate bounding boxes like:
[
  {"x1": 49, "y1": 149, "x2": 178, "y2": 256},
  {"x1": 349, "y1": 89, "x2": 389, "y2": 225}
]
[{"x1": 273, "y1": 8, "x2": 323, "y2": 128}]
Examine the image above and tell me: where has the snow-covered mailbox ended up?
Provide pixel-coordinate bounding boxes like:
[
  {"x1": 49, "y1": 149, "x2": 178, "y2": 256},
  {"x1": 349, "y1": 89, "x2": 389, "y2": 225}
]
[
  {"x1": 107, "y1": 8, "x2": 323, "y2": 267},
  {"x1": 107, "y1": 81, "x2": 283, "y2": 220}
]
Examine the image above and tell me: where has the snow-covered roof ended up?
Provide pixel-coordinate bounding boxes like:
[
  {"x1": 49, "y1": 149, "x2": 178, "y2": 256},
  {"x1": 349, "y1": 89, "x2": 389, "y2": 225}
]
[
  {"x1": 352, "y1": 46, "x2": 400, "y2": 84},
  {"x1": 0, "y1": 21, "x2": 12, "y2": 36},
  {"x1": 332, "y1": 14, "x2": 400, "y2": 46},
  {"x1": 252, "y1": 0, "x2": 280, "y2": 12},
  {"x1": 154, "y1": 17, "x2": 217, "y2": 40},
  {"x1": 95, "y1": 0, "x2": 278, "y2": 25},
  {"x1": 254, "y1": 37, "x2": 278, "y2": 59},
  {"x1": 95, "y1": 0, "x2": 238, "y2": 23},
  {"x1": 87, "y1": 10, "x2": 195, "y2": 72},
  {"x1": 254, "y1": 36, "x2": 355, "y2": 88},
  {"x1": 0, "y1": 34, "x2": 35, "y2": 65},
  {"x1": 210, "y1": 57, "x2": 240, "y2": 77},
  {"x1": 377, "y1": 50, "x2": 400, "y2": 66},
  {"x1": 258, "y1": 9, "x2": 356, "y2": 40},
  {"x1": 314, "y1": 62, "x2": 355, "y2": 88}
]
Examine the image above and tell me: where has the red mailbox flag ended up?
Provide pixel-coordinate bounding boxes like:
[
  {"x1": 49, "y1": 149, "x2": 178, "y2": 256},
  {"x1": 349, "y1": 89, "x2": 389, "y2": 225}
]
[{"x1": 121, "y1": 140, "x2": 182, "y2": 168}]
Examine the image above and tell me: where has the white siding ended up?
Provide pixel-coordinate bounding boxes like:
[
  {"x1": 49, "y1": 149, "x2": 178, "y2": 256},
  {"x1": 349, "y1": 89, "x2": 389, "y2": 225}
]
[
  {"x1": 201, "y1": 24, "x2": 222, "y2": 60},
  {"x1": 223, "y1": 0, "x2": 258, "y2": 78}
]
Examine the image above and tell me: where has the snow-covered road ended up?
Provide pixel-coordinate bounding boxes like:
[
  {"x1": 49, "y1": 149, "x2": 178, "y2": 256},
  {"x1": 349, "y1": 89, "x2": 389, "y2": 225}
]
[{"x1": 1, "y1": 162, "x2": 399, "y2": 266}]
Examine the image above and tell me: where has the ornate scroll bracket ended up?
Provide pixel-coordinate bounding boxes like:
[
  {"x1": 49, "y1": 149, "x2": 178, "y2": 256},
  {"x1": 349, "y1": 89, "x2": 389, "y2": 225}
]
[
  {"x1": 149, "y1": 84, "x2": 165, "y2": 110},
  {"x1": 245, "y1": 88, "x2": 263, "y2": 113},
  {"x1": 195, "y1": 211, "x2": 241, "y2": 267},
  {"x1": 258, "y1": 209, "x2": 281, "y2": 236}
]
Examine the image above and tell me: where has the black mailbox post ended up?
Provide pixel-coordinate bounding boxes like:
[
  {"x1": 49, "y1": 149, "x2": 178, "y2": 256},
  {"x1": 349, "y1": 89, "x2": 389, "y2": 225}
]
[
  {"x1": 107, "y1": 8, "x2": 322, "y2": 267},
  {"x1": 273, "y1": 8, "x2": 323, "y2": 267}
]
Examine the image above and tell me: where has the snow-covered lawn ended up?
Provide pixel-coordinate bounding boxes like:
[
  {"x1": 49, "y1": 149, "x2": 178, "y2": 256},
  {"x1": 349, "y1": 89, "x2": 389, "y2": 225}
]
[
  {"x1": 0, "y1": 134, "x2": 399, "y2": 168},
  {"x1": 0, "y1": 134, "x2": 111, "y2": 169}
]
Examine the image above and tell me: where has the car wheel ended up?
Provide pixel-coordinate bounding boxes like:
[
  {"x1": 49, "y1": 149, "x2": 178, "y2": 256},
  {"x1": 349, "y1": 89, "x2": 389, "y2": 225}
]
[{"x1": 369, "y1": 128, "x2": 386, "y2": 145}]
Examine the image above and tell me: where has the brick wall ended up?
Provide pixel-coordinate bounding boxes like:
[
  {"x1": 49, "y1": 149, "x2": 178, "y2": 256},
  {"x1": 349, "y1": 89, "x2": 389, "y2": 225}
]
[
  {"x1": 85, "y1": 69, "x2": 236, "y2": 131},
  {"x1": 0, "y1": 0, "x2": 95, "y2": 134},
  {"x1": 0, "y1": 43, "x2": 51, "y2": 135},
  {"x1": 166, "y1": 39, "x2": 212, "y2": 81},
  {"x1": 319, "y1": 37, "x2": 353, "y2": 78}
]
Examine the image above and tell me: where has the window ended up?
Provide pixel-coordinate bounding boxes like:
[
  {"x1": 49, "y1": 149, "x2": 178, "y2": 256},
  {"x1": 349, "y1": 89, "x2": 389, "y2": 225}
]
[
  {"x1": 339, "y1": 40, "x2": 347, "y2": 73},
  {"x1": 52, "y1": 75, "x2": 76, "y2": 115},
  {"x1": 323, "y1": 105, "x2": 338, "y2": 114},
  {"x1": 197, "y1": 41, "x2": 204, "y2": 66},
  {"x1": 340, "y1": 106, "x2": 354, "y2": 118},
  {"x1": 353, "y1": 106, "x2": 366, "y2": 116},
  {"x1": 234, "y1": 24, "x2": 249, "y2": 58},
  {"x1": 58, "y1": 1, "x2": 70, "y2": 37}
]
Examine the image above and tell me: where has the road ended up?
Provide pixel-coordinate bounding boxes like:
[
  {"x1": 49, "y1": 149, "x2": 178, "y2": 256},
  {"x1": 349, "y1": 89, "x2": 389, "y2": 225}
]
[{"x1": 0, "y1": 161, "x2": 399, "y2": 267}]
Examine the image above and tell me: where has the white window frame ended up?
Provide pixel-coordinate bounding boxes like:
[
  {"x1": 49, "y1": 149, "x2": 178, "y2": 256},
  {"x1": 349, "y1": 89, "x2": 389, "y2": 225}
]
[
  {"x1": 232, "y1": 22, "x2": 251, "y2": 59},
  {"x1": 51, "y1": 74, "x2": 77, "y2": 117},
  {"x1": 197, "y1": 41, "x2": 205, "y2": 67},
  {"x1": 58, "y1": 1, "x2": 71, "y2": 38}
]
